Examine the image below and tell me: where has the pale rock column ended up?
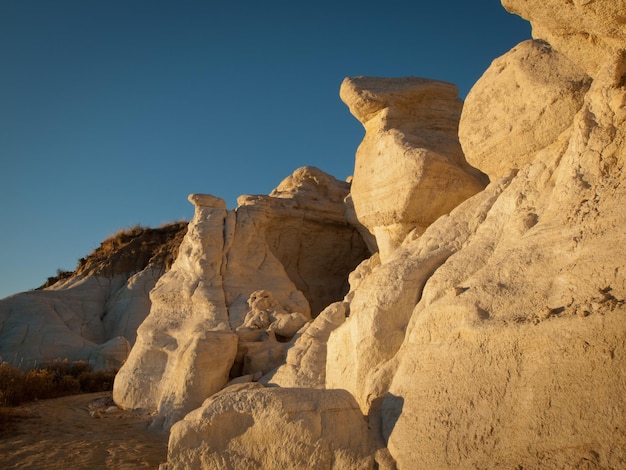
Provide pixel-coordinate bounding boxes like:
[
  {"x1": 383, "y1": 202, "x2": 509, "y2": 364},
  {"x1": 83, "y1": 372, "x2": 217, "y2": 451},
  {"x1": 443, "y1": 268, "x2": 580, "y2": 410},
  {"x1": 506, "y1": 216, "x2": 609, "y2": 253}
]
[
  {"x1": 113, "y1": 194, "x2": 237, "y2": 430},
  {"x1": 340, "y1": 76, "x2": 487, "y2": 261}
]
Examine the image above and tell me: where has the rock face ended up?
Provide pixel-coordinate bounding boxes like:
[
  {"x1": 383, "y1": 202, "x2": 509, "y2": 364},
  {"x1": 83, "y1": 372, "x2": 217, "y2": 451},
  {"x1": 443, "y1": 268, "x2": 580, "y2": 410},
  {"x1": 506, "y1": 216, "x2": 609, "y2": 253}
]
[
  {"x1": 380, "y1": 52, "x2": 626, "y2": 463},
  {"x1": 226, "y1": 166, "x2": 368, "y2": 321},
  {"x1": 459, "y1": 39, "x2": 592, "y2": 179},
  {"x1": 0, "y1": 223, "x2": 186, "y2": 370},
  {"x1": 326, "y1": 184, "x2": 505, "y2": 412},
  {"x1": 263, "y1": 253, "x2": 383, "y2": 389},
  {"x1": 163, "y1": 384, "x2": 374, "y2": 470},
  {"x1": 113, "y1": 195, "x2": 238, "y2": 429},
  {"x1": 159, "y1": 1, "x2": 625, "y2": 468},
  {"x1": 113, "y1": 167, "x2": 369, "y2": 429},
  {"x1": 340, "y1": 76, "x2": 488, "y2": 260},
  {"x1": 502, "y1": 0, "x2": 626, "y2": 79},
  {"x1": 262, "y1": 300, "x2": 347, "y2": 389}
]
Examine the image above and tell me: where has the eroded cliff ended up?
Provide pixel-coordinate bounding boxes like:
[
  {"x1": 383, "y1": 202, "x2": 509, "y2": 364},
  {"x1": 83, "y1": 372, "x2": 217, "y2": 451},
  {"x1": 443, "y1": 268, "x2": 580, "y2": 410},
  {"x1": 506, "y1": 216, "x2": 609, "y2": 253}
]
[
  {"x1": 0, "y1": 222, "x2": 187, "y2": 370},
  {"x1": 158, "y1": 1, "x2": 626, "y2": 469}
]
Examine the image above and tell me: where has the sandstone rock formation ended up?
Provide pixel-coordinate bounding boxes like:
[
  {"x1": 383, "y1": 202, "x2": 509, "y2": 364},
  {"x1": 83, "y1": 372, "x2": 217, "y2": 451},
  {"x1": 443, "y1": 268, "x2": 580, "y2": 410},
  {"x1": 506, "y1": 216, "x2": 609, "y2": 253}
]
[
  {"x1": 113, "y1": 167, "x2": 369, "y2": 429},
  {"x1": 6, "y1": 2, "x2": 625, "y2": 468},
  {"x1": 380, "y1": 53, "x2": 626, "y2": 465},
  {"x1": 459, "y1": 39, "x2": 592, "y2": 179},
  {"x1": 113, "y1": 195, "x2": 238, "y2": 429},
  {"x1": 0, "y1": 223, "x2": 186, "y2": 370},
  {"x1": 502, "y1": 0, "x2": 626, "y2": 79},
  {"x1": 326, "y1": 183, "x2": 506, "y2": 412},
  {"x1": 340, "y1": 76, "x2": 488, "y2": 260},
  {"x1": 228, "y1": 166, "x2": 369, "y2": 319},
  {"x1": 163, "y1": 384, "x2": 374, "y2": 470},
  {"x1": 159, "y1": 2, "x2": 626, "y2": 468}
]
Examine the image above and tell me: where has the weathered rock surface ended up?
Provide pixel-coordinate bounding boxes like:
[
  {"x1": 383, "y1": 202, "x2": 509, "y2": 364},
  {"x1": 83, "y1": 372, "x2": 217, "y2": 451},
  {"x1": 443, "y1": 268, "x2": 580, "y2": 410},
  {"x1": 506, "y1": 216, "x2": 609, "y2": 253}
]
[
  {"x1": 113, "y1": 195, "x2": 238, "y2": 429},
  {"x1": 263, "y1": 300, "x2": 347, "y2": 389},
  {"x1": 503, "y1": 0, "x2": 626, "y2": 79},
  {"x1": 163, "y1": 384, "x2": 374, "y2": 470},
  {"x1": 227, "y1": 166, "x2": 369, "y2": 320},
  {"x1": 459, "y1": 39, "x2": 592, "y2": 179},
  {"x1": 381, "y1": 54, "x2": 626, "y2": 466},
  {"x1": 326, "y1": 180, "x2": 507, "y2": 412},
  {"x1": 340, "y1": 76, "x2": 487, "y2": 260},
  {"x1": 160, "y1": 13, "x2": 626, "y2": 462},
  {"x1": 114, "y1": 167, "x2": 369, "y2": 429},
  {"x1": 0, "y1": 223, "x2": 186, "y2": 369},
  {"x1": 265, "y1": 254, "x2": 381, "y2": 389}
]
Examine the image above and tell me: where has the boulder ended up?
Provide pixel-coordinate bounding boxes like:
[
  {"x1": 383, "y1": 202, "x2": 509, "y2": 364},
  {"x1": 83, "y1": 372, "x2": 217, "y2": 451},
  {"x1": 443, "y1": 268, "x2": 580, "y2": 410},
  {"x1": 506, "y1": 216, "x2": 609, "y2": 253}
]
[
  {"x1": 340, "y1": 76, "x2": 487, "y2": 260},
  {"x1": 503, "y1": 0, "x2": 626, "y2": 79},
  {"x1": 459, "y1": 39, "x2": 591, "y2": 179},
  {"x1": 163, "y1": 385, "x2": 375, "y2": 469}
]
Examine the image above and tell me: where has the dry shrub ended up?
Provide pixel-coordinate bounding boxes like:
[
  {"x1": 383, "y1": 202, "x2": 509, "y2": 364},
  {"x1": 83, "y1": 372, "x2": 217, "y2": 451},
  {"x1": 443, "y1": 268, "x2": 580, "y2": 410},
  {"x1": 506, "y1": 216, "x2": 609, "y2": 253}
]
[
  {"x1": 0, "y1": 362, "x2": 25, "y2": 407},
  {"x1": 78, "y1": 370, "x2": 116, "y2": 393},
  {"x1": 22, "y1": 368, "x2": 56, "y2": 402},
  {"x1": 0, "y1": 360, "x2": 117, "y2": 407}
]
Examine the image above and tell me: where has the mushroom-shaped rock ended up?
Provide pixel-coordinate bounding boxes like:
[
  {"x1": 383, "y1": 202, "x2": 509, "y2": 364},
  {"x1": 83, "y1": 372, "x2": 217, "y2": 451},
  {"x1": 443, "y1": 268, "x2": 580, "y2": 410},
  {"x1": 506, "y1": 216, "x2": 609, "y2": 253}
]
[{"x1": 340, "y1": 76, "x2": 487, "y2": 261}]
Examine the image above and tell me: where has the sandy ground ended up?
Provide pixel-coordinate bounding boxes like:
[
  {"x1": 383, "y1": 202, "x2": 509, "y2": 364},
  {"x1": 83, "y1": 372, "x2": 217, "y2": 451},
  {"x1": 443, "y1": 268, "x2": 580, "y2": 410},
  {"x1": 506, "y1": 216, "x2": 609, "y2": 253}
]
[{"x1": 0, "y1": 392, "x2": 168, "y2": 469}]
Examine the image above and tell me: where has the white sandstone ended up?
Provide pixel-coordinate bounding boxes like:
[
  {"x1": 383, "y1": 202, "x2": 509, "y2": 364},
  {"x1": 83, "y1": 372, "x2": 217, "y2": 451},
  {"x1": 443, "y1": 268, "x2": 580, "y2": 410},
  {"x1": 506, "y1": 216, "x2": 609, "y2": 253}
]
[{"x1": 340, "y1": 76, "x2": 487, "y2": 260}]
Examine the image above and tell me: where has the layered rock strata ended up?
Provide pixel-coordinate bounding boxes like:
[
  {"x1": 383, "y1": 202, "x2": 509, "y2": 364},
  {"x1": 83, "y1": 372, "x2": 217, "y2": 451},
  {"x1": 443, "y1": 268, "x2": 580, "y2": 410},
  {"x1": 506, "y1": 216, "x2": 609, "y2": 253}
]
[{"x1": 340, "y1": 76, "x2": 488, "y2": 260}]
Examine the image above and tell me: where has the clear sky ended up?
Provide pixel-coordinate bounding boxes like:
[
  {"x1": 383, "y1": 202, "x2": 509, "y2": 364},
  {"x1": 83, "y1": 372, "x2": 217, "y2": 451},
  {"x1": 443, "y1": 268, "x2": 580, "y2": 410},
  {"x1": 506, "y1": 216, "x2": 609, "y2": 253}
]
[{"x1": 0, "y1": 1, "x2": 531, "y2": 299}]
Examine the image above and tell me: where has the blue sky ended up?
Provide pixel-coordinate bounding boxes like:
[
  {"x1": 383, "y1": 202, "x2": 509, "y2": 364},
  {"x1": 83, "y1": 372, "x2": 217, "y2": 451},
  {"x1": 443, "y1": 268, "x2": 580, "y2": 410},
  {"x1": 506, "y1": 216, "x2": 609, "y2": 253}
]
[{"x1": 0, "y1": 1, "x2": 530, "y2": 299}]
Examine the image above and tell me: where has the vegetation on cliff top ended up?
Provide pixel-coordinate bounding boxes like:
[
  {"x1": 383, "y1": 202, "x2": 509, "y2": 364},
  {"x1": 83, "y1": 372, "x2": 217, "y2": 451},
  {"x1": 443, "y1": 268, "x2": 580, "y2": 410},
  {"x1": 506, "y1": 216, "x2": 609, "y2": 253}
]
[{"x1": 37, "y1": 221, "x2": 188, "y2": 289}]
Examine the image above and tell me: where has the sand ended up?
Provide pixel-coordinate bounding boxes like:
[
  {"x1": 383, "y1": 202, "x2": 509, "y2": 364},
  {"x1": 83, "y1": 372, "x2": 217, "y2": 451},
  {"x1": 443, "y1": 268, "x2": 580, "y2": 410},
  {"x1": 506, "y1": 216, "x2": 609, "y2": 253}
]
[{"x1": 0, "y1": 392, "x2": 168, "y2": 469}]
